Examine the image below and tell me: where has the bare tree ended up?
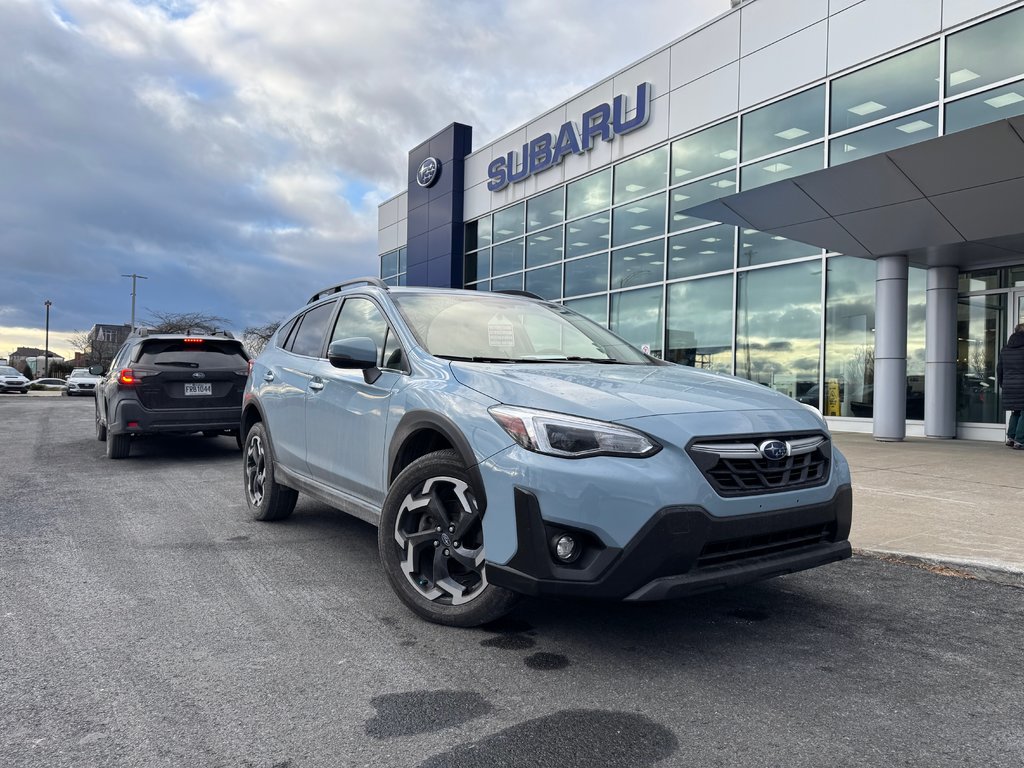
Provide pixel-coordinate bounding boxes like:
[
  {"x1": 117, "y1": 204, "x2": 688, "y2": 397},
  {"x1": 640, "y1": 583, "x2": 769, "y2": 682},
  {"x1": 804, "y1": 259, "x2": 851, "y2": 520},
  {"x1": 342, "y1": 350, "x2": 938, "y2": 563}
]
[
  {"x1": 142, "y1": 311, "x2": 232, "y2": 335},
  {"x1": 66, "y1": 330, "x2": 120, "y2": 369},
  {"x1": 242, "y1": 320, "x2": 281, "y2": 358}
]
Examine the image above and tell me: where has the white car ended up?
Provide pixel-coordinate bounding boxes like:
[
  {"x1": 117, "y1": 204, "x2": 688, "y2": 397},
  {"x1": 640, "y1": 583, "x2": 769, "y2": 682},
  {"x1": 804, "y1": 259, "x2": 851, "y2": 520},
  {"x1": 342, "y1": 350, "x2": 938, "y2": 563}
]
[
  {"x1": 0, "y1": 366, "x2": 29, "y2": 394},
  {"x1": 65, "y1": 368, "x2": 103, "y2": 396},
  {"x1": 29, "y1": 377, "x2": 68, "y2": 391}
]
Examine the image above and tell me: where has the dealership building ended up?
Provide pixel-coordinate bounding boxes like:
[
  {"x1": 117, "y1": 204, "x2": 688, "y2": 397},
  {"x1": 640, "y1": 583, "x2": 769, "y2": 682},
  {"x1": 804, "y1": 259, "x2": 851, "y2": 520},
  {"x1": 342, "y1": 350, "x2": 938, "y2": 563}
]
[{"x1": 378, "y1": 0, "x2": 1024, "y2": 442}]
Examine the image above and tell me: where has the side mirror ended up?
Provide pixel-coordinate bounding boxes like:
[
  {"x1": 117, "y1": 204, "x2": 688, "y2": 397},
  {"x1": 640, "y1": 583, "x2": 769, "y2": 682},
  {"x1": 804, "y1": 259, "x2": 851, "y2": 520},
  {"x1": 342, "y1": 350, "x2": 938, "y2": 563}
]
[
  {"x1": 88, "y1": 365, "x2": 104, "y2": 376},
  {"x1": 328, "y1": 337, "x2": 381, "y2": 384}
]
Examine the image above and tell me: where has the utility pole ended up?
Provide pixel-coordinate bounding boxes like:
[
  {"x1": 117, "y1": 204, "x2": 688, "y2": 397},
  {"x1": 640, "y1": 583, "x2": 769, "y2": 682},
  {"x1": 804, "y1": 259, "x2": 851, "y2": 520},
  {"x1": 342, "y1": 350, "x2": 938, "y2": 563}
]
[
  {"x1": 44, "y1": 299, "x2": 51, "y2": 378},
  {"x1": 121, "y1": 273, "x2": 148, "y2": 331}
]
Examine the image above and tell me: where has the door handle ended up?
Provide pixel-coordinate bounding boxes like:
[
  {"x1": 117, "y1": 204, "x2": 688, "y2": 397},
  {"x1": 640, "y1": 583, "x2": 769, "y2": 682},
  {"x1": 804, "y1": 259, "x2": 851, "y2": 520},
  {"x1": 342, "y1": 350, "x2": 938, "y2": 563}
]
[
  {"x1": 263, "y1": 372, "x2": 275, "y2": 382},
  {"x1": 309, "y1": 379, "x2": 324, "y2": 392}
]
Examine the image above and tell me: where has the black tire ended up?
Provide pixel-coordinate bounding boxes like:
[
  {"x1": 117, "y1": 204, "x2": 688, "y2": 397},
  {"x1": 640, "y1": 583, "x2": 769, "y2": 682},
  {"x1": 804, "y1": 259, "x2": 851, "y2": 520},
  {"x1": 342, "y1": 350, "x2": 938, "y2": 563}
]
[
  {"x1": 378, "y1": 449, "x2": 519, "y2": 627},
  {"x1": 95, "y1": 401, "x2": 107, "y2": 442},
  {"x1": 106, "y1": 432, "x2": 130, "y2": 459},
  {"x1": 243, "y1": 422, "x2": 297, "y2": 521}
]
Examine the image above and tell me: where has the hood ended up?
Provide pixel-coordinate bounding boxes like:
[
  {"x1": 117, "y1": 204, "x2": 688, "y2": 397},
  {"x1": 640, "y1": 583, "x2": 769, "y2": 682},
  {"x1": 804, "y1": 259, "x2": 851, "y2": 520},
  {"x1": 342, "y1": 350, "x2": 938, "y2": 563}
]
[
  {"x1": 449, "y1": 362, "x2": 810, "y2": 421},
  {"x1": 1007, "y1": 331, "x2": 1024, "y2": 349},
  {"x1": 1, "y1": 372, "x2": 28, "y2": 381}
]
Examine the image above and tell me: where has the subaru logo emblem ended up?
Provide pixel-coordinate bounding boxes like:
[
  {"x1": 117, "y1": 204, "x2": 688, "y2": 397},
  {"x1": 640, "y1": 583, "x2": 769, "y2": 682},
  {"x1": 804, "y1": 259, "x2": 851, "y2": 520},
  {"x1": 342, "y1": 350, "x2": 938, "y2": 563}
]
[
  {"x1": 441, "y1": 533, "x2": 452, "y2": 547},
  {"x1": 416, "y1": 156, "x2": 441, "y2": 188},
  {"x1": 759, "y1": 439, "x2": 788, "y2": 461},
  {"x1": 192, "y1": 372, "x2": 205, "y2": 379}
]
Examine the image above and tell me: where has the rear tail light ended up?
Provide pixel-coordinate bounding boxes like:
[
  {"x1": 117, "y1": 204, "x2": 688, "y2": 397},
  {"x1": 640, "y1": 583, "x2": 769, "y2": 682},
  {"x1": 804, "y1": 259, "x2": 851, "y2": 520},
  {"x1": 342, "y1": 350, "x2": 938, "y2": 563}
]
[
  {"x1": 119, "y1": 369, "x2": 138, "y2": 386},
  {"x1": 183, "y1": 338, "x2": 204, "y2": 344},
  {"x1": 247, "y1": 359, "x2": 254, "y2": 376}
]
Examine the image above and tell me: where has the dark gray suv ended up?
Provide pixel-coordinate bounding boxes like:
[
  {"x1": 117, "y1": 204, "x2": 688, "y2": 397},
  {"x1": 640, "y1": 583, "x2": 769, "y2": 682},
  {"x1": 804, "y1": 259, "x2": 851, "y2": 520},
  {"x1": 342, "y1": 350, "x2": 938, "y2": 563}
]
[{"x1": 93, "y1": 332, "x2": 250, "y2": 459}]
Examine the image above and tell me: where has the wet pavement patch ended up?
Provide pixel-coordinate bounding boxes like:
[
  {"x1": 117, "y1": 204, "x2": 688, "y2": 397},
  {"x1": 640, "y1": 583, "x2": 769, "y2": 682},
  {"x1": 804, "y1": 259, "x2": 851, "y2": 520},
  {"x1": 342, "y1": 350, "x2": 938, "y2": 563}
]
[
  {"x1": 480, "y1": 634, "x2": 536, "y2": 650},
  {"x1": 365, "y1": 691, "x2": 493, "y2": 739},
  {"x1": 418, "y1": 709, "x2": 677, "y2": 768},
  {"x1": 727, "y1": 607, "x2": 771, "y2": 622},
  {"x1": 524, "y1": 652, "x2": 570, "y2": 670},
  {"x1": 480, "y1": 617, "x2": 535, "y2": 634}
]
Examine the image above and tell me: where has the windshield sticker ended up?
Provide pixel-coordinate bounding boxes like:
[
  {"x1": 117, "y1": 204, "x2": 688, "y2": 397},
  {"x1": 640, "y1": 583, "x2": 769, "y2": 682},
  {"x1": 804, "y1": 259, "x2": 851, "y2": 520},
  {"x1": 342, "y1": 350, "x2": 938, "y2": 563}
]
[{"x1": 487, "y1": 315, "x2": 515, "y2": 347}]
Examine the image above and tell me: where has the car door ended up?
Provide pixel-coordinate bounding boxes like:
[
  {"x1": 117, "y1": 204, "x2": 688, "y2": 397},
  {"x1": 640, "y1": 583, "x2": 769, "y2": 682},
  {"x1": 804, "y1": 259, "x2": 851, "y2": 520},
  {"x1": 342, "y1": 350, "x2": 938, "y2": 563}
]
[
  {"x1": 305, "y1": 295, "x2": 405, "y2": 507},
  {"x1": 261, "y1": 300, "x2": 337, "y2": 477}
]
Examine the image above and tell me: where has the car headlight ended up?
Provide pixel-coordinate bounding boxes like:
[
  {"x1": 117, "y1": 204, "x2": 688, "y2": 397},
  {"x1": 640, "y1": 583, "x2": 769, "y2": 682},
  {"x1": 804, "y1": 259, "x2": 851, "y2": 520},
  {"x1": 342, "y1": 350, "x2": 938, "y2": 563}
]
[{"x1": 488, "y1": 405, "x2": 660, "y2": 459}]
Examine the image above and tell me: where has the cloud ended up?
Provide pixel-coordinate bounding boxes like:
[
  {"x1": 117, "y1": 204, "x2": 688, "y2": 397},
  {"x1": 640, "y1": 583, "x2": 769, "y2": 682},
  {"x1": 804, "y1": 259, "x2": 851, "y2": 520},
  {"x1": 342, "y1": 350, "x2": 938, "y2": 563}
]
[{"x1": 1, "y1": 0, "x2": 729, "y2": 349}]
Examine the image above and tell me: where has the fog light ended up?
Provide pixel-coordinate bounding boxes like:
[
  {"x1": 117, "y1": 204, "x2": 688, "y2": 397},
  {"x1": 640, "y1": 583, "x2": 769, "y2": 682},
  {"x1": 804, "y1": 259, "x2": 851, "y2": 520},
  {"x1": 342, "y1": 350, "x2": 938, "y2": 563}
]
[{"x1": 553, "y1": 534, "x2": 579, "y2": 563}]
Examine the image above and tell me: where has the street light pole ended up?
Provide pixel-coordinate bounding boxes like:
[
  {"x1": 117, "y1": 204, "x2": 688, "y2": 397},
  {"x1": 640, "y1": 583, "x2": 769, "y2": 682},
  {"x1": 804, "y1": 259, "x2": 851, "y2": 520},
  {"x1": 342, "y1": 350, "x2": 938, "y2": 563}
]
[
  {"x1": 44, "y1": 300, "x2": 51, "y2": 378},
  {"x1": 121, "y1": 273, "x2": 149, "y2": 331}
]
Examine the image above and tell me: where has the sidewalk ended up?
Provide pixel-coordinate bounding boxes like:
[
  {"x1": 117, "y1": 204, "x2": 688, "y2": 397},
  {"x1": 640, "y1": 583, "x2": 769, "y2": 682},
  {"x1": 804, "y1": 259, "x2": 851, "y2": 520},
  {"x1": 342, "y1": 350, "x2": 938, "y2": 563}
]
[{"x1": 833, "y1": 431, "x2": 1024, "y2": 586}]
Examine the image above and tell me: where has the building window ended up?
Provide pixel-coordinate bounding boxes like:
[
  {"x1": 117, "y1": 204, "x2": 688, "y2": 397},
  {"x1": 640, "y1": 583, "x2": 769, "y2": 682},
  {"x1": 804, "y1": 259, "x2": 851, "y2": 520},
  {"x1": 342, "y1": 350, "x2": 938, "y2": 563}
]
[
  {"x1": 492, "y1": 238, "x2": 525, "y2": 276},
  {"x1": 741, "y1": 85, "x2": 825, "y2": 162},
  {"x1": 527, "y1": 187, "x2": 565, "y2": 232},
  {"x1": 669, "y1": 171, "x2": 737, "y2": 233},
  {"x1": 611, "y1": 241, "x2": 665, "y2": 290},
  {"x1": 491, "y1": 273, "x2": 523, "y2": 292},
  {"x1": 380, "y1": 246, "x2": 406, "y2": 285},
  {"x1": 493, "y1": 202, "x2": 525, "y2": 243},
  {"x1": 564, "y1": 295, "x2": 607, "y2": 326},
  {"x1": 526, "y1": 225, "x2": 564, "y2": 268},
  {"x1": 465, "y1": 216, "x2": 492, "y2": 251},
  {"x1": 945, "y1": 81, "x2": 1024, "y2": 133},
  {"x1": 564, "y1": 252, "x2": 609, "y2": 297},
  {"x1": 668, "y1": 224, "x2": 735, "y2": 279},
  {"x1": 611, "y1": 191, "x2": 666, "y2": 248},
  {"x1": 566, "y1": 169, "x2": 611, "y2": 220},
  {"x1": 738, "y1": 230, "x2": 821, "y2": 268},
  {"x1": 565, "y1": 212, "x2": 611, "y2": 259},
  {"x1": 957, "y1": 293, "x2": 1004, "y2": 424},
  {"x1": 666, "y1": 273, "x2": 733, "y2": 372},
  {"x1": 671, "y1": 118, "x2": 737, "y2": 183},
  {"x1": 829, "y1": 107, "x2": 938, "y2": 165},
  {"x1": 946, "y1": 6, "x2": 1024, "y2": 98},
  {"x1": 740, "y1": 143, "x2": 824, "y2": 191},
  {"x1": 610, "y1": 285, "x2": 663, "y2": 356},
  {"x1": 824, "y1": 256, "x2": 876, "y2": 417},
  {"x1": 464, "y1": 249, "x2": 491, "y2": 283},
  {"x1": 525, "y1": 264, "x2": 562, "y2": 301},
  {"x1": 613, "y1": 146, "x2": 669, "y2": 205},
  {"x1": 736, "y1": 260, "x2": 822, "y2": 398},
  {"x1": 830, "y1": 42, "x2": 939, "y2": 134}
]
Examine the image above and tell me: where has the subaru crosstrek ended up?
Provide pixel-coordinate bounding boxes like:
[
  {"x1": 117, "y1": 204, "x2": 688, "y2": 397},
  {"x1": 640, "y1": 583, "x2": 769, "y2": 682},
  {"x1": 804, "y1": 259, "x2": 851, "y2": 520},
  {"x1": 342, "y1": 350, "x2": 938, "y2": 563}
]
[
  {"x1": 242, "y1": 279, "x2": 852, "y2": 627},
  {"x1": 94, "y1": 331, "x2": 249, "y2": 459}
]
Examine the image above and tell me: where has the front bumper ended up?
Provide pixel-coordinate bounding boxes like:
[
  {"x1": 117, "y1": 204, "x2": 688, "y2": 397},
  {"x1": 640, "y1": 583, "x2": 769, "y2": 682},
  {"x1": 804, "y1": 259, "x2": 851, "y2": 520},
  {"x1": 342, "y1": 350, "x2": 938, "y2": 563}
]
[{"x1": 486, "y1": 484, "x2": 852, "y2": 601}]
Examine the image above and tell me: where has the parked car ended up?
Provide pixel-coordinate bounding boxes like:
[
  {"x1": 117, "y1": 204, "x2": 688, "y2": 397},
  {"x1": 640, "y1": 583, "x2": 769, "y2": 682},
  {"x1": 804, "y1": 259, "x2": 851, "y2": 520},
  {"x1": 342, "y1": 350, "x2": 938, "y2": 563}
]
[
  {"x1": 28, "y1": 377, "x2": 67, "y2": 391},
  {"x1": 93, "y1": 331, "x2": 250, "y2": 459},
  {"x1": 0, "y1": 366, "x2": 29, "y2": 394},
  {"x1": 241, "y1": 279, "x2": 853, "y2": 627},
  {"x1": 65, "y1": 367, "x2": 103, "y2": 396}
]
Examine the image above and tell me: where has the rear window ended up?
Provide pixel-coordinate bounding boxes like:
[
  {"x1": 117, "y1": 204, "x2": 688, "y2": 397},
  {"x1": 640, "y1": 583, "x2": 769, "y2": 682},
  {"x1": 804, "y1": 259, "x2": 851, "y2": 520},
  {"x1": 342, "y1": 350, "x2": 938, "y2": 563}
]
[{"x1": 135, "y1": 339, "x2": 249, "y2": 368}]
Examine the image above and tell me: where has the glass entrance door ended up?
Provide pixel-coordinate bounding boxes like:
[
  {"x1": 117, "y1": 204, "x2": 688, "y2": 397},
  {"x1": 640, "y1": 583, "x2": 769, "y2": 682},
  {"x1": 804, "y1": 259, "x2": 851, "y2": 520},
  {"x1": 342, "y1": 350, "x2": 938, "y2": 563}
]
[{"x1": 956, "y1": 293, "x2": 1006, "y2": 423}]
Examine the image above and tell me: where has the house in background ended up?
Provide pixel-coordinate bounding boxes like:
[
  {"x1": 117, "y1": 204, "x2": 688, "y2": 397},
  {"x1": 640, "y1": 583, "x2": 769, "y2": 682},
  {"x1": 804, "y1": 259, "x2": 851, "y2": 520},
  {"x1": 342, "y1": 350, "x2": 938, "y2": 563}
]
[{"x1": 7, "y1": 347, "x2": 65, "y2": 376}]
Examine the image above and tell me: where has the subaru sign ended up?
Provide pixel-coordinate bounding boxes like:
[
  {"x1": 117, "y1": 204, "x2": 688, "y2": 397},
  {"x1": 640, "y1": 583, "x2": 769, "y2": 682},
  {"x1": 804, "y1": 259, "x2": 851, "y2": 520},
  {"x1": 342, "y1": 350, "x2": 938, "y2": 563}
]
[{"x1": 486, "y1": 82, "x2": 652, "y2": 192}]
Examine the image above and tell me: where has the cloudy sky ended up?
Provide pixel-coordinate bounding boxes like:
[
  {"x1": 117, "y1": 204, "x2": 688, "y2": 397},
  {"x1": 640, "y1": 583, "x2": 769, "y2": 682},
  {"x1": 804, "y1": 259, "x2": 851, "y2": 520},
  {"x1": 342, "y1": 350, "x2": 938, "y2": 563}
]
[{"x1": 1, "y1": 0, "x2": 728, "y2": 360}]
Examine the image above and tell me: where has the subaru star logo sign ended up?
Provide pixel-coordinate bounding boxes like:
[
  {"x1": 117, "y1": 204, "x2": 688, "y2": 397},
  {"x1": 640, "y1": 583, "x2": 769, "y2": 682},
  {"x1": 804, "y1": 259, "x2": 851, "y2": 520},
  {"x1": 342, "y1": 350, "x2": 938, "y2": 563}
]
[
  {"x1": 192, "y1": 372, "x2": 206, "y2": 379},
  {"x1": 759, "y1": 439, "x2": 789, "y2": 461},
  {"x1": 416, "y1": 156, "x2": 441, "y2": 188}
]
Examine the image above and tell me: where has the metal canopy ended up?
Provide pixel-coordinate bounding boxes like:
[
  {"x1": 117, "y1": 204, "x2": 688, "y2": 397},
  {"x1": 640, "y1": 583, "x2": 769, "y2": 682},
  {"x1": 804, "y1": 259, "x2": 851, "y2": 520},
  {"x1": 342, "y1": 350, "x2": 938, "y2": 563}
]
[{"x1": 682, "y1": 116, "x2": 1024, "y2": 268}]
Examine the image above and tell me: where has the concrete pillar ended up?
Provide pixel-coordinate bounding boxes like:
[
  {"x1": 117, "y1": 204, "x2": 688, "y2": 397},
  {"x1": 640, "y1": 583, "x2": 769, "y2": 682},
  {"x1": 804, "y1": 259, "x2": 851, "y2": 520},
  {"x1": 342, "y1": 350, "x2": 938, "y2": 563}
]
[
  {"x1": 925, "y1": 266, "x2": 958, "y2": 439},
  {"x1": 874, "y1": 255, "x2": 908, "y2": 441}
]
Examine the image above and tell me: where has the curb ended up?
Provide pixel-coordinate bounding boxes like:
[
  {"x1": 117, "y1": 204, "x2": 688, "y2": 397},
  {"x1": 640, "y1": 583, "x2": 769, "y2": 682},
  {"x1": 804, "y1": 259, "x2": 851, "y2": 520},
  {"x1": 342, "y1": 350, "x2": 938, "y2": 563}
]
[{"x1": 855, "y1": 548, "x2": 1024, "y2": 589}]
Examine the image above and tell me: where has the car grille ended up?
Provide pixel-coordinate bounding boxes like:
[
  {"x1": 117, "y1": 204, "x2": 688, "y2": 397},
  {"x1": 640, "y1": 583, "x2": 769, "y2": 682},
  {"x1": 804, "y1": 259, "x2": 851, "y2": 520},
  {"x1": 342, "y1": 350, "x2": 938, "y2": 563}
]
[
  {"x1": 697, "y1": 521, "x2": 837, "y2": 568},
  {"x1": 686, "y1": 433, "x2": 830, "y2": 497}
]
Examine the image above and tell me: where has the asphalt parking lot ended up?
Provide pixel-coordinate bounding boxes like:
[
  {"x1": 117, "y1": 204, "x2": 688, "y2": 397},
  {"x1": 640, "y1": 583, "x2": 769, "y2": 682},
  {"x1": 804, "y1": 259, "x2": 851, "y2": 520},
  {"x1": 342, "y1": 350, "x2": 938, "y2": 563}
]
[{"x1": 2, "y1": 395, "x2": 1022, "y2": 767}]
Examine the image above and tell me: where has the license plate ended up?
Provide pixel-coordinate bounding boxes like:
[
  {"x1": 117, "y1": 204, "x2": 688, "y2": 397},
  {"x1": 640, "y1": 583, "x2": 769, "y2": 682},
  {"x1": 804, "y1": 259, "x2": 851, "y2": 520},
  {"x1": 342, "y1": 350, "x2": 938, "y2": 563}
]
[{"x1": 184, "y1": 383, "x2": 212, "y2": 396}]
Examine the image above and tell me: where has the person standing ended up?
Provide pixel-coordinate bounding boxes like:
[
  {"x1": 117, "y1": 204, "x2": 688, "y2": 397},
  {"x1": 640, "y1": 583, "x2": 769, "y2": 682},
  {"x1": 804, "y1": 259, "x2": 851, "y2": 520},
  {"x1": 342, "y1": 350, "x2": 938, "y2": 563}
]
[{"x1": 997, "y1": 323, "x2": 1024, "y2": 448}]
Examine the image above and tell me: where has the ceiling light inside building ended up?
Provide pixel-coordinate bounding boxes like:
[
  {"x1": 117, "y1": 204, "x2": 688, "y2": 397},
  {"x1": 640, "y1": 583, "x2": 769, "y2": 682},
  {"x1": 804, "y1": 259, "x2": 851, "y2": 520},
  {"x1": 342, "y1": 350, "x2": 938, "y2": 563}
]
[
  {"x1": 701, "y1": 237, "x2": 721, "y2": 243},
  {"x1": 763, "y1": 162, "x2": 792, "y2": 173},
  {"x1": 625, "y1": 184, "x2": 645, "y2": 193},
  {"x1": 627, "y1": 206, "x2": 648, "y2": 214},
  {"x1": 848, "y1": 100, "x2": 886, "y2": 116},
  {"x1": 674, "y1": 168, "x2": 692, "y2": 177},
  {"x1": 985, "y1": 92, "x2": 1024, "y2": 109},
  {"x1": 896, "y1": 119, "x2": 932, "y2": 133},
  {"x1": 534, "y1": 235, "x2": 552, "y2": 242},
  {"x1": 771, "y1": 236, "x2": 787, "y2": 241},
  {"x1": 775, "y1": 127, "x2": 809, "y2": 141},
  {"x1": 631, "y1": 224, "x2": 652, "y2": 231},
  {"x1": 593, "y1": 217, "x2": 610, "y2": 224},
  {"x1": 710, "y1": 179, "x2": 736, "y2": 188},
  {"x1": 843, "y1": 143, "x2": 857, "y2": 153},
  {"x1": 716, "y1": 149, "x2": 739, "y2": 160},
  {"x1": 699, "y1": 250, "x2": 716, "y2": 255},
  {"x1": 948, "y1": 68, "x2": 980, "y2": 86}
]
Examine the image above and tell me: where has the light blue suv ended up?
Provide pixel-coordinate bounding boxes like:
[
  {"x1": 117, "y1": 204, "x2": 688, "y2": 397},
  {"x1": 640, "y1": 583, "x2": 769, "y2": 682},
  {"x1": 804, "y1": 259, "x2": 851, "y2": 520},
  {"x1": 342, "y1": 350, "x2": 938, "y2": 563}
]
[{"x1": 242, "y1": 278, "x2": 852, "y2": 626}]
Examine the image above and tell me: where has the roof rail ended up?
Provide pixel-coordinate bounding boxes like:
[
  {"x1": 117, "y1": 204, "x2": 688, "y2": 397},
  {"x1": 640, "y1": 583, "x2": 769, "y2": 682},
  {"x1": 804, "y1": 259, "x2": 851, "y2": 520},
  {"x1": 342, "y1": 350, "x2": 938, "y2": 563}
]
[
  {"x1": 494, "y1": 289, "x2": 544, "y2": 300},
  {"x1": 308, "y1": 277, "x2": 389, "y2": 304}
]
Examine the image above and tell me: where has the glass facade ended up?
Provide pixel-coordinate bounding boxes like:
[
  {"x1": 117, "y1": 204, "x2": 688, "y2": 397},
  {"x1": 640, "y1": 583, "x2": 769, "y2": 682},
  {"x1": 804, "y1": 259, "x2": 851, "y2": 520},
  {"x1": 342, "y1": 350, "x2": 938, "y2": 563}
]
[{"x1": 381, "y1": 4, "x2": 1024, "y2": 428}]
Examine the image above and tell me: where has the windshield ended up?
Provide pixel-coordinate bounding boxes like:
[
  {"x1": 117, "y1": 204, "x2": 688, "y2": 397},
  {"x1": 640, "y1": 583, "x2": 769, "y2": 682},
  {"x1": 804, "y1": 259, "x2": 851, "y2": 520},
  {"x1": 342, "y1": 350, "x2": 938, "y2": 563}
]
[
  {"x1": 391, "y1": 293, "x2": 653, "y2": 364},
  {"x1": 0, "y1": 366, "x2": 20, "y2": 376}
]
